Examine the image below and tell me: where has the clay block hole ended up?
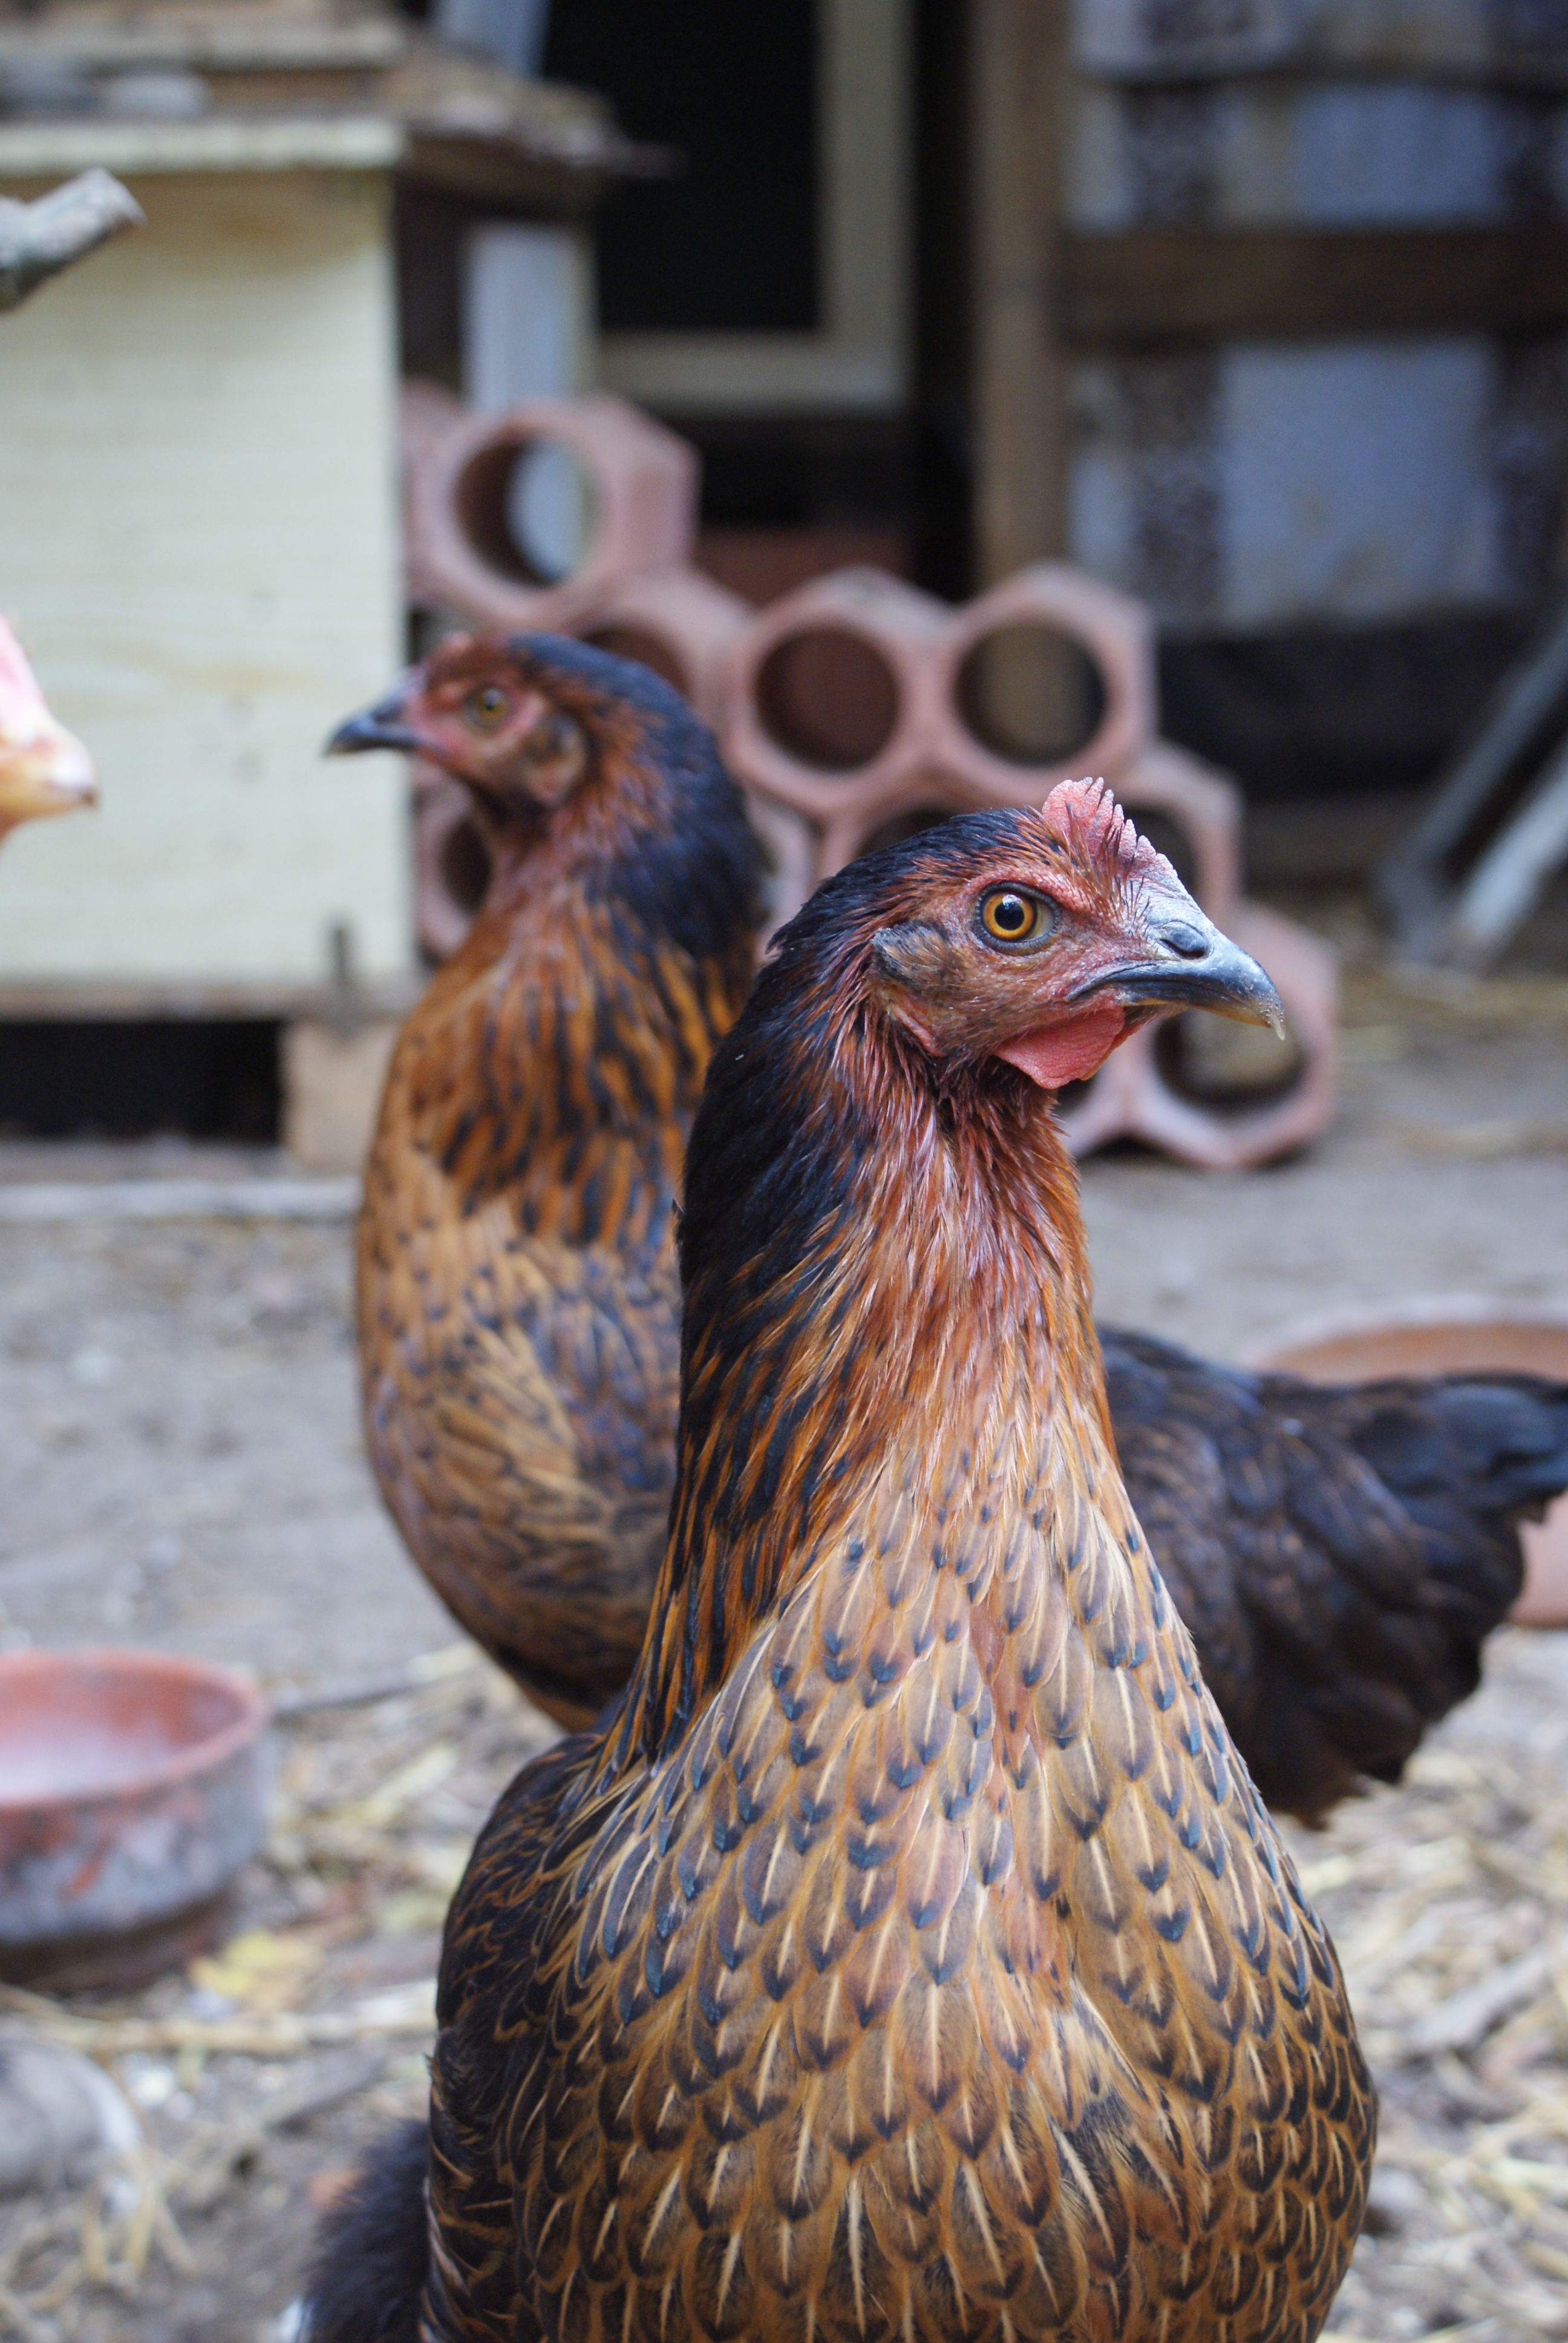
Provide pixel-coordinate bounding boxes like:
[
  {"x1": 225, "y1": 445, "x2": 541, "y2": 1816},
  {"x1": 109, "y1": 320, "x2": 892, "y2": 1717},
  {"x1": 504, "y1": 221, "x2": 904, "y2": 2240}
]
[
  {"x1": 956, "y1": 624, "x2": 1107, "y2": 767},
  {"x1": 1154, "y1": 1010, "x2": 1307, "y2": 1111},
  {"x1": 454, "y1": 437, "x2": 598, "y2": 587},
  {"x1": 757, "y1": 628, "x2": 900, "y2": 771}
]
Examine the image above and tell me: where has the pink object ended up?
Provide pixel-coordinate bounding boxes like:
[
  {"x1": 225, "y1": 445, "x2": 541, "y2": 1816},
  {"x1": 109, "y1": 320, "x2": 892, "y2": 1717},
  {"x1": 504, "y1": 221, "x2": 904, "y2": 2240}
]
[
  {"x1": 404, "y1": 388, "x2": 698, "y2": 635},
  {"x1": 718, "y1": 564, "x2": 1155, "y2": 886},
  {"x1": 0, "y1": 617, "x2": 50, "y2": 739},
  {"x1": 932, "y1": 565, "x2": 1154, "y2": 821},
  {"x1": 1254, "y1": 1313, "x2": 1568, "y2": 1630},
  {"x1": 0, "y1": 1648, "x2": 269, "y2": 1988},
  {"x1": 0, "y1": 617, "x2": 96, "y2": 812}
]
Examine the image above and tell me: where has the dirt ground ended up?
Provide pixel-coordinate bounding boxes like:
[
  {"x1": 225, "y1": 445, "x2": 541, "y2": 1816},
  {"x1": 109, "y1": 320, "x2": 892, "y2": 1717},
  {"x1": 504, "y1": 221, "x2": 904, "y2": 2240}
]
[{"x1": 1, "y1": 940, "x2": 1567, "y2": 2339}]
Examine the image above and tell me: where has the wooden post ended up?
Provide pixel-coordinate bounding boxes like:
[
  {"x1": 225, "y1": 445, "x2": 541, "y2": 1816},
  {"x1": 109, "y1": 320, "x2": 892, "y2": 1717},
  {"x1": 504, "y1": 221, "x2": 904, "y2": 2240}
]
[
  {"x1": 967, "y1": 0, "x2": 1074, "y2": 750},
  {"x1": 969, "y1": 0, "x2": 1068, "y2": 586}
]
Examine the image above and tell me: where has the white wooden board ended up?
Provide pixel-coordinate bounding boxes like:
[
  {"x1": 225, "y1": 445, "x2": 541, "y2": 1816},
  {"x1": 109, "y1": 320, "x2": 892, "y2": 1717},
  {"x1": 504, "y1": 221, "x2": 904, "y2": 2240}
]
[{"x1": 0, "y1": 166, "x2": 413, "y2": 988}]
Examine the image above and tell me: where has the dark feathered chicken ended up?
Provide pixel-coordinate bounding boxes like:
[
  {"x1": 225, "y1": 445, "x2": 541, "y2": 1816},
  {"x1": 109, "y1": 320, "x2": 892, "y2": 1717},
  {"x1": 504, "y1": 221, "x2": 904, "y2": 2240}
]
[
  {"x1": 1101, "y1": 1328, "x2": 1568, "y2": 1821},
  {"x1": 307, "y1": 785, "x2": 1373, "y2": 2343},
  {"x1": 332, "y1": 634, "x2": 1568, "y2": 1824},
  {"x1": 328, "y1": 634, "x2": 762, "y2": 1726}
]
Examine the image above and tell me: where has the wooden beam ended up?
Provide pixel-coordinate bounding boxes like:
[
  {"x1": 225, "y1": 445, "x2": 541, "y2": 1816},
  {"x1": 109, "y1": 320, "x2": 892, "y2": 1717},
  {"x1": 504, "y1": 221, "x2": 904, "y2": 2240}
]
[
  {"x1": 1059, "y1": 225, "x2": 1568, "y2": 346},
  {"x1": 968, "y1": 0, "x2": 1070, "y2": 583},
  {"x1": 0, "y1": 980, "x2": 419, "y2": 1022}
]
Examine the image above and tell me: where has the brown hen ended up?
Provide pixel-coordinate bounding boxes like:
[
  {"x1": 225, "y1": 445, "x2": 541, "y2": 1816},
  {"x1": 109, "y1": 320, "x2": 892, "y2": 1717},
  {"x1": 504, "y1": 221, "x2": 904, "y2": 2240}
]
[
  {"x1": 307, "y1": 785, "x2": 1373, "y2": 2343},
  {"x1": 334, "y1": 634, "x2": 1566, "y2": 1821},
  {"x1": 328, "y1": 635, "x2": 761, "y2": 1724}
]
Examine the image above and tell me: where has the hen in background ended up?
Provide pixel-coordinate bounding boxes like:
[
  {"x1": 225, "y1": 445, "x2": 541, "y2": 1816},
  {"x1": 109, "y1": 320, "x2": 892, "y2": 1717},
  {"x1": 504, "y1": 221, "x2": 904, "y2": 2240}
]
[
  {"x1": 0, "y1": 619, "x2": 96, "y2": 841},
  {"x1": 333, "y1": 632, "x2": 1568, "y2": 1820},
  {"x1": 304, "y1": 787, "x2": 1373, "y2": 2343},
  {"x1": 1103, "y1": 1328, "x2": 1568, "y2": 1820},
  {"x1": 329, "y1": 635, "x2": 761, "y2": 1728}
]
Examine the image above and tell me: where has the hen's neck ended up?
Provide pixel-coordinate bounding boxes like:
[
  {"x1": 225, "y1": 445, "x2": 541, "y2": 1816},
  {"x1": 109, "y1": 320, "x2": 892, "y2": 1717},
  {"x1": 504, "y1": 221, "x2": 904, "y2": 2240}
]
[
  {"x1": 618, "y1": 1004, "x2": 1125, "y2": 1765},
  {"x1": 396, "y1": 845, "x2": 747, "y2": 1257}
]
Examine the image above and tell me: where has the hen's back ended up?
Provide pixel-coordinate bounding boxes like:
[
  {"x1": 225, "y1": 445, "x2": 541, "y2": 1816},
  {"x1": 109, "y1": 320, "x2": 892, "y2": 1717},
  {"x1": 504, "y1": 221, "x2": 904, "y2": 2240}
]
[{"x1": 1102, "y1": 1326, "x2": 1568, "y2": 1820}]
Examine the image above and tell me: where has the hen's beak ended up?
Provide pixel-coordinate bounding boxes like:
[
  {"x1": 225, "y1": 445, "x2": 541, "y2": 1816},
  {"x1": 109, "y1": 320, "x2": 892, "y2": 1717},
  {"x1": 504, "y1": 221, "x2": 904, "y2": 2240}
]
[
  {"x1": 1079, "y1": 901, "x2": 1285, "y2": 1034},
  {"x1": 325, "y1": 681, "x2": 420, "y2": 757},
  {"x1": 0, "y1": 722, "x2": 98, "y2": 833}
]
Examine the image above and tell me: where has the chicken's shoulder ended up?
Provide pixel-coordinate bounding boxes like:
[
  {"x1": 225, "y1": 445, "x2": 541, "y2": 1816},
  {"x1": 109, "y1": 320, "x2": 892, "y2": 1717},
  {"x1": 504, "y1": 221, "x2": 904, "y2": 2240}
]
[{"x1": 1100, "y1": 1326, "x2": 1558, "y2": 1821}]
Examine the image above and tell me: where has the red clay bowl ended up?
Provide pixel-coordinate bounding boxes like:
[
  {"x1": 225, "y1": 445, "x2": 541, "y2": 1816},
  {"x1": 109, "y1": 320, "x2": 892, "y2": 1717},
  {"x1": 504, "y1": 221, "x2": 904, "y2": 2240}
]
[
  {"x1": 1254, "y1": 1310, "x2": 1568, "y2": 1629},
  {"x1": 0, "y1": 1648, "x2": 269, "y2": 1989}
]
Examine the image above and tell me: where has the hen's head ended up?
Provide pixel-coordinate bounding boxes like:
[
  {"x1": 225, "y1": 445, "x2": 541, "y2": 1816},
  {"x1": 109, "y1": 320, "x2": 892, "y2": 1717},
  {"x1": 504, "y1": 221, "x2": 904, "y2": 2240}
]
[
  {"x1": 777, "y1": 779, "x2": 1281, "y2": 1093},
  {"x1": 327, "y1": 631, "x2": 762, "y2": 965},
  {"x1": 329, "y1": 631, "x2": 717, "y2": 834},
  {"x1": 0, "y1": 621, "x2": 97, "y2": 841}
]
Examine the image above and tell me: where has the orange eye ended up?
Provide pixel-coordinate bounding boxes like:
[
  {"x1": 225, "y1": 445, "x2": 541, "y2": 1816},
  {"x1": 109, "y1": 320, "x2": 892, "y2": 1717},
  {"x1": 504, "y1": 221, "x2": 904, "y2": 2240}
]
[
  {"x1": 462, "y1": 683, "x2": 511, "y2": 733},
  {"x1": 979, "y1": 888, "x2": 1050, "y2": 946}
]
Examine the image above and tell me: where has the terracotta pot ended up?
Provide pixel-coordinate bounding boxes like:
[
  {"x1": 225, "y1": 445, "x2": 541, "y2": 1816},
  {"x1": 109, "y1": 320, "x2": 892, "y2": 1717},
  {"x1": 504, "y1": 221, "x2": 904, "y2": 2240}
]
[
  {"x1": 0, "y1": 1648, "x2": 270, "y2": 1988},
  {"x1": 404, "y1": 388, "x2": 698, "y2": 635}
]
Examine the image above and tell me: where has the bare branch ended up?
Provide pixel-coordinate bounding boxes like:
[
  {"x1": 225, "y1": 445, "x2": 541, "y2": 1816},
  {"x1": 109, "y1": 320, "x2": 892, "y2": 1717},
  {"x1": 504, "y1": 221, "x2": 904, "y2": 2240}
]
[{"x1": 0, "y1": 169, "x2": 144, "y2": 314}]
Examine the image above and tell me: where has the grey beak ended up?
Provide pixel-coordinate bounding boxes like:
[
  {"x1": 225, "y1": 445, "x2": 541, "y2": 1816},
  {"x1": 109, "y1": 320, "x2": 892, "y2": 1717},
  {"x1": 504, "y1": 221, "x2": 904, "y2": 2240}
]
[
  {"x1": 324, "y1": 692, "x2": 420, "y2": 757},
  {"x1": 1080, "y1": 909, "x2": 1287, "y2": 1034}
]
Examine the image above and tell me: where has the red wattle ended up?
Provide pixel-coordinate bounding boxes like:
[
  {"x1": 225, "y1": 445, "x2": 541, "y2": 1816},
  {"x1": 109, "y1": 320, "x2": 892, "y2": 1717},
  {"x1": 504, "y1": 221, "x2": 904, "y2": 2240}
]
[{"x1": 996, "y1": 1003, "x2": 1128, "y2": 1090}]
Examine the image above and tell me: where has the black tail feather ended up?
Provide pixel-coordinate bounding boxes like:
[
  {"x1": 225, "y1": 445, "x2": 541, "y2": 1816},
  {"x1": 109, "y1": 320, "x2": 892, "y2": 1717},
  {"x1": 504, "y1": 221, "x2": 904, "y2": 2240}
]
[
  {"x1": 1101, "y1": 1328, "x2": 1568, "y2": 1819},
  {"x1": 1344, "y1": 1375, "x2": 1568, "y2": 1526},
  {"x1": 299, "y1": 2119, "x2": 429, "y2": 2343}
]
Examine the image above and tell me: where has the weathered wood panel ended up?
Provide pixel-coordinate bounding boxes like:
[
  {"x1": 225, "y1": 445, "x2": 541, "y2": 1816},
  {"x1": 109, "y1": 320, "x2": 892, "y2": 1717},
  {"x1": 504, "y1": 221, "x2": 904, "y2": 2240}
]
[
  {"x1": 0, "y1": 167, "x2": 411, "y2": 988},
  {"x1": 1060, "y1": 226, "x2": 1568, "y2": 346}
]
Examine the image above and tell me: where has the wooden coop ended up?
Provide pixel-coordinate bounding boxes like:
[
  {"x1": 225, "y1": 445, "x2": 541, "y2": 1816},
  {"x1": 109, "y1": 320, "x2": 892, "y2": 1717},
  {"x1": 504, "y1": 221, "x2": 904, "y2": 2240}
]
[
  {"x1": 0, "y1": 0, "x2": 633, "y2": 1162},
  {"x1": 966, "y1": 0, "x2": 1568, "y2": 879}
]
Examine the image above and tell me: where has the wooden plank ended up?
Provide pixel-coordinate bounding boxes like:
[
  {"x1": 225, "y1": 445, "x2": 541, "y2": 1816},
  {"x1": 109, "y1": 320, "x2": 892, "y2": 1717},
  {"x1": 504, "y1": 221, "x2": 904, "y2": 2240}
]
[
  {"x1": 399, "y1": 133, "x2": 607, "y2": 218},
  {"x1": 0, "y1": 116, "x2": 402, "y2": 178},
  {"x1": 0, "y1": 980, "x2": 419, "y2": 1022},
  {"x1": 969, "y1": 0, "x2": 1071, "y2": 583},
  {"x1": 1059, "y1": 226, "x2": 1568, "y2": 346},
  {"x1": 0, "y1": 170, "x2": 413, "y2": 990}
]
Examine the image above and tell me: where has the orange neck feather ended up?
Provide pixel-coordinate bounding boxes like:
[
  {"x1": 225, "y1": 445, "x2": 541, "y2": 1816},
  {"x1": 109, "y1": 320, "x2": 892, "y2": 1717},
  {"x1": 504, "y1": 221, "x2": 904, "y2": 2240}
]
[
  {"x1": 614, "y1": 995, "x2": 1119, "y2": 1766},
  {"x1": 388, "y1": 798, "x2": 752, "y2": 1254}
]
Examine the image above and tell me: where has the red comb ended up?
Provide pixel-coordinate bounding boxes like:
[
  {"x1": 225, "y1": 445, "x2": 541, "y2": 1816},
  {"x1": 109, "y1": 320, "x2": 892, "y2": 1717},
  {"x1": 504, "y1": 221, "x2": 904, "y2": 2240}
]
[{"x1": 1040, "y1": 777, "x2": 1165, "y2": 881}]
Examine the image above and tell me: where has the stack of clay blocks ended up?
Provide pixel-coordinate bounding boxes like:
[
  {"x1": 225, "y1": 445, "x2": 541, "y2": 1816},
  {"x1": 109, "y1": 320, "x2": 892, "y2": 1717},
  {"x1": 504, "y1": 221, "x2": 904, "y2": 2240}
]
[{"x1": 400, "y1": 385, "x2": 1336, "y2": 1168}]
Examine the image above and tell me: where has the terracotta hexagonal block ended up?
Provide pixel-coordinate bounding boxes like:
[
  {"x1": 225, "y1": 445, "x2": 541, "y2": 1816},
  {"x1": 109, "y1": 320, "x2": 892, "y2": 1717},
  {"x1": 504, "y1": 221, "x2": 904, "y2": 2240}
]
[
  {"x1": 717, "y1": 562, "x2": 1161, "y2": 900},
  {"x1": 581, "y1": 565, "x2": 753, "y2": 728},
  {"x1": 718, "y1": 567, "x2": 953, "y2": 876},
  {"x1": 717, "y1": 568, "x2": 1238, "y2": 926},
  {"x1": 405, "y1": 389, "x2": 699, "y2": 635},
  {"x1": 411, "y1": 760, "x2": 490, "y2": 965},
  {"x1": 929, "y1": 563, "x2": 1154, "y2": 813}
]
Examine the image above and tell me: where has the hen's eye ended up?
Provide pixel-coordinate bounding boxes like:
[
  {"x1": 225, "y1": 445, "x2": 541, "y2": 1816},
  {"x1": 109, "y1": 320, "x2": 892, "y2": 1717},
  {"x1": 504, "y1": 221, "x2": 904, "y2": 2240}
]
[
  {"x1": 463, "y1": 684, "x2": 511, "y2": 733},
  {"x1": 979, "y1": 888, "x2": 1051, "y2": 946}
]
